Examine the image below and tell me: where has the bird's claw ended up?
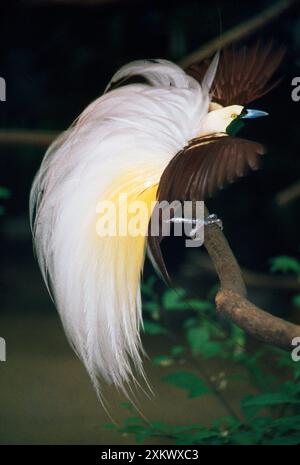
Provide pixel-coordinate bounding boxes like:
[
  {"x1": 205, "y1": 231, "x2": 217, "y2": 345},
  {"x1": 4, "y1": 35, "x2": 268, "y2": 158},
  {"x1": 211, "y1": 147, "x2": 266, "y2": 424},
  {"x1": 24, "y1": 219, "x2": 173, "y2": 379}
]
[
  {"x1": 204, "y1": 213, "x2": 223, "y2": 230},
  {"x1": 164, "y1": 213, "x2": 223, "y2": 240}
]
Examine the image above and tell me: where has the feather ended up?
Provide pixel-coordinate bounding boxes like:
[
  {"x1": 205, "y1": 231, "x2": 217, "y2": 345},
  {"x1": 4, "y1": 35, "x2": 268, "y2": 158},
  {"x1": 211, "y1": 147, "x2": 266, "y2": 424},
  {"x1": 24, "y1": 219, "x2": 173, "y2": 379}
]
[
  {"x1": 105, "y1": 59, "x2": 196, "y2": 93},
  {"x1": 30, "y1": 59, "x2": 213, "y2": 397},
  {"x1": 187, "y1": 39, "x2": 285, "y2": 105},
  {"x1": 158, "y1": 134, "x2": 265, "y2": 201},
  {"x1": 148, "y1": 135, "x2": 265, "y2": 279}
]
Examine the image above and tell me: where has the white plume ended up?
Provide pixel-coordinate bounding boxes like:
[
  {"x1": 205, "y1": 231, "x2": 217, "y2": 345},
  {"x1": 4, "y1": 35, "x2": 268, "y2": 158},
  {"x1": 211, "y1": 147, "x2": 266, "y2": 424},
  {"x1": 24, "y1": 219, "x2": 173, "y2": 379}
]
[{"x1": 30, "y1": 57, "x2": 218, "y2": 397}]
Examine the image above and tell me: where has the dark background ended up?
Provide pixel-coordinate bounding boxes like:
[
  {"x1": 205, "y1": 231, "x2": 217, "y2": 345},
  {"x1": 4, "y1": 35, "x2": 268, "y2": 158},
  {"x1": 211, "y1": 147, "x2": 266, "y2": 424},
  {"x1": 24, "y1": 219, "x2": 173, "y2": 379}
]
[
  {"x1": 0, "y1": 0, "x2": 299, "y2": 445},
  {"x1": 1, "y1": 0, "x2": 300, "y2": 268}
]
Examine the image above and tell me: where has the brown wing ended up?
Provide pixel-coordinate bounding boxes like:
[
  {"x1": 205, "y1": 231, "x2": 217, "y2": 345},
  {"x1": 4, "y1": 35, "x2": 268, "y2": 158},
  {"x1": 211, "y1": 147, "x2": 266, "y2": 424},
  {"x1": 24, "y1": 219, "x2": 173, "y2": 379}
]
[
  {"x1": 147, "y1": 135, "x2": 265, "y2": 281},
  {"x1": 187, "y1": 40, "x2": 285, "y2": 106},
  {"x1": 157, "y1": 135, "x2": 265, "y2": 202}
]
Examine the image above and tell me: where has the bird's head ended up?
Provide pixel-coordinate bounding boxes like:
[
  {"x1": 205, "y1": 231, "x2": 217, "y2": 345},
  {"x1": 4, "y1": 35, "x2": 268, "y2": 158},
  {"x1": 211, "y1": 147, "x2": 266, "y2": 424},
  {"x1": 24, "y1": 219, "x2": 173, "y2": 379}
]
[{"x1": 199, "y1": 104, "x2": 268, "y2": 137}]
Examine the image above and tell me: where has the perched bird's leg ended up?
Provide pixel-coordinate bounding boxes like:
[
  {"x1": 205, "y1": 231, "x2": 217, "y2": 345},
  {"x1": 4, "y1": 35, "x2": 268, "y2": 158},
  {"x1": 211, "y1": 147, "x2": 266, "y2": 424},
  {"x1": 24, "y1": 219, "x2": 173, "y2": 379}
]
[
  {"x1": 164, "y1": 213, "x2": 223, "y2": 240},
  {"x1": 189, "y1": 213, "x2": 223, "y2": 240},
  {"x1": 204, "y1": 213, "x2": 223, "y2": 230}
]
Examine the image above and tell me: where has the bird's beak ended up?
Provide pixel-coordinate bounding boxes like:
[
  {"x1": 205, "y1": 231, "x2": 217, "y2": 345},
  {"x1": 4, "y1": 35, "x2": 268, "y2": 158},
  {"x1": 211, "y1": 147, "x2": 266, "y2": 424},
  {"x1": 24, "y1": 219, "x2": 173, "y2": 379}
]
[{"x1": 241, "y1": 109, "x2": 269, "y2": 119}]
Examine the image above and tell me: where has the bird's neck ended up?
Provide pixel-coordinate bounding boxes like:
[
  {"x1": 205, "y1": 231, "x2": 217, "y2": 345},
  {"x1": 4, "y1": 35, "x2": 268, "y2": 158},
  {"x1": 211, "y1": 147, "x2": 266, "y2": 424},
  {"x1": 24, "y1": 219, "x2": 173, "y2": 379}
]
[{"x1": 198, "y1": 103, "x2": 227, "y2": 138}]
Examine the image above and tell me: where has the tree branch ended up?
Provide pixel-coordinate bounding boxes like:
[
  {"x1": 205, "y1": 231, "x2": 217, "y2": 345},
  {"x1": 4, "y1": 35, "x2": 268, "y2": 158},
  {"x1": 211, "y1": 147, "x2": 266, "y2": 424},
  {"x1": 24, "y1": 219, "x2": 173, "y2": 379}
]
[
  {"x1": 0, "y1": 0, "x2": 294, "y2": 149},
  {"x1": 203, "y1": 221, "x2": 300, "y2": 351},
  {"x1": 178, "y1": 0, "x2": 294, "y2": 69},
  {"x1": 183, "y1": 251, "x2": 300, "y2": 291},
  {"x1": 276, "y1": 180, "x2": 300, "y2": 206},
  {"x1": 0, "y1": 129, "x2": 59, "y2": 147}
]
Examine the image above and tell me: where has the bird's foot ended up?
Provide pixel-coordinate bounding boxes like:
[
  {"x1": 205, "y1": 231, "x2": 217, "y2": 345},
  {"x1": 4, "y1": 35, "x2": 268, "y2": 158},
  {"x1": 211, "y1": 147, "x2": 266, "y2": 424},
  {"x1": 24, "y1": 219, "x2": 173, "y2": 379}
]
[
  {"x1": 163, "y1": 213, "x2": 223, "y2": 240},
  {"x1": 204, "y1": 213, "x2": 223, "y2": 230},
  {"x1": 189, "y1": 214, "x2": 223, "y2": 239},
  {"x1": 164, "y1": 217, "x2": 203, "y2": 238}
]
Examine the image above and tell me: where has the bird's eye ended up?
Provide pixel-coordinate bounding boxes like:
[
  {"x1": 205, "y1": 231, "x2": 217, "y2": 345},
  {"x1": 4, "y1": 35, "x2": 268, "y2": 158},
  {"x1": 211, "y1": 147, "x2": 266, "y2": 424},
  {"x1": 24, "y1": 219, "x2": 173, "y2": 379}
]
[{"x1": 231, "y1": 113, "x2": 238, "y2": 119}]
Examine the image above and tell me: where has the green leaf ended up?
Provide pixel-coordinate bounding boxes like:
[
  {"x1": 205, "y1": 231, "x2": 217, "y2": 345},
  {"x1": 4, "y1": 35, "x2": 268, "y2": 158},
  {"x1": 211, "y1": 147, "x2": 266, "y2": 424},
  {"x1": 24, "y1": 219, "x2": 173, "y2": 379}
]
[
  {"x1": 232, "y1": 431, "x2": 255, "y2": 445},
  {"x1": 152, "y1": 355, "x2": 174, "y2": 367},
  {"x1": 150, "y1": 421, "x2": 171, "y2": 433},
  {"x1": 187, "y1": 327, "x2": 207, "y2": 353},
  {"x1": 230, "y1": 324, "x2": 246, "y2": 344},
  {"x1": 141, "y1": 275, "x2": 157, "y2": 298},
  {"x1": 207, "y1": 284, "x2": 219, "y2": 301},
  {"x1": 123, "y1": 417, "x2": 144, "y2": 426},
  {"x1": 171, "y1": 424, "x2": 204, "y2": 433},
  {"x1": 162, "y1": 371, "x2": 209, "y2": 398},
  {"x1": 183, "y1": 317, "x2": 198, "y2": 329},
  {"x1": 175, "y1": 428, "x2": 218, "y2": 445},
  {"x1": 120, "y1": 424, "x2": 149, "y2": 434},
  {"x1": 171, "y1": 345, "x2": 186, "y2": 357},
  {"x1": 103, "y1": 423, "x2": 117, "y2": 430},
  {"x1": 143, "y1": 321, "x2": 168, "y2": 335},
  {"x1": 279, "y1": 379, "x2": 300, "y2": 396},
  {"x1": 263, "y1": 435, "x2": 300, "y2": 445},
  {"x1": 135, "y1": 432, "x2": 151, "y2": 444},
  {"x1": 292, "y1": 294, "x2": 300, "y2": 308},
  {"x1": 242, "y1": 393, "x2": 300, "y2": 418},
  {"x1": 162, "y1": 288, "x2": 188, "y2": 311},
  {"x1": 186, "y1": 299, "x2": 214, "y2": 312},
  {"x1": 0, "y1": 186, "x2": 11, "y2": 199},
  {"x1": 143, "y1": 301, "x2": 159, "y2": 312},
  {"x1": 120, "y1": 402, "x2": 133, "y2": 410},
  {"x1": 142, "y1": 301, "x2": 160, "y2": 320},
  {"x1": 270, "y1": 256, "x2": 300, "y2": 276},
  {"x1": 212, "y1": 415, "x2": 241, "y2": 431},
  {"x1": 187, "y1": 327, "x2": 222, "y2": 357},
  {"x1": 271, "y1": 415, "x2": 300, "y2": 432}
]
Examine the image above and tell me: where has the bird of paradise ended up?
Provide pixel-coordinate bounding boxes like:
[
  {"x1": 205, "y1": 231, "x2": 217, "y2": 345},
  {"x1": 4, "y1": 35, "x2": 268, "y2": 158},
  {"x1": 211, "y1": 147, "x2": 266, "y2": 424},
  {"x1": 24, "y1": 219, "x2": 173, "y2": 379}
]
[{"x1": 30, "y1": 41, "x2": 284, "y2": 398}]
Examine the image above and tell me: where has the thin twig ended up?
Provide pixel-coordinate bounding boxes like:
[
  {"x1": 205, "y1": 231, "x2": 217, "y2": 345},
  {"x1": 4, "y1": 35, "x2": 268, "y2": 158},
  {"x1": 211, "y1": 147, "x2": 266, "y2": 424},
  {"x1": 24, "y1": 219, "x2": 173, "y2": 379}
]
[
  {"x1": 183, "y1": 251, "x2": 300, "y2": 291},
  {"x1": 190, "y1": 356, "x2": 243, "y2": 422},
  {"x1": 178, "y1": 0, "x2": 294, "y2": 69},
  {"x1": 276, "y1": 180, "x2": 300, "y2": 206},
  {"x1": 0, "y1": 129, "x2": 59, "y2": 147},
  {"x1": 0, "y1": 0, "x2": 294, "y2": 149},
  {"x1": 167, "y1": 329, "x2": 242, "y2": 422}
]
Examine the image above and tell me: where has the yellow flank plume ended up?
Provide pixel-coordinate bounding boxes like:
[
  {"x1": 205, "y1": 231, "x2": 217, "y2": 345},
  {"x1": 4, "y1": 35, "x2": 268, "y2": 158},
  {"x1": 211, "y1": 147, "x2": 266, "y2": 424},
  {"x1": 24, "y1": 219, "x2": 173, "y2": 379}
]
[{"x1": 94, "y1": 172, "x2": 158, "y2": 336}]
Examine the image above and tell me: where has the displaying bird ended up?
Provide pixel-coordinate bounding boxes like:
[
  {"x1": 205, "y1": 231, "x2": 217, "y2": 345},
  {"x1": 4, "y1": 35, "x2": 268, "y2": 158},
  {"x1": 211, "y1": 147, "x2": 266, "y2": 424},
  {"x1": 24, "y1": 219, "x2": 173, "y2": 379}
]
[{"x1": 30, "y1": 41, "x2": 284, "y2": 398}]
